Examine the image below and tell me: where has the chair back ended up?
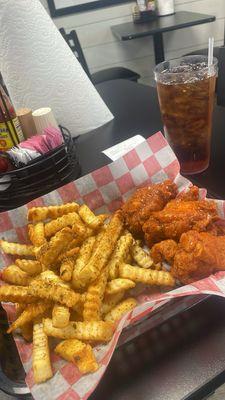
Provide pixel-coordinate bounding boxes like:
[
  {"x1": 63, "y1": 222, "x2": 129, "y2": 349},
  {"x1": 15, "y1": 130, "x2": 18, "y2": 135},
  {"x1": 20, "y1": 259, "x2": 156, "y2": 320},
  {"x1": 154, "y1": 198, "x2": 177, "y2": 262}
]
[
  {"x1": 59, "y1": 28, "x2": 92, "y2": 81},
  {"x1": 217, "y1": 46, "x2": 225, "y2": 106}
]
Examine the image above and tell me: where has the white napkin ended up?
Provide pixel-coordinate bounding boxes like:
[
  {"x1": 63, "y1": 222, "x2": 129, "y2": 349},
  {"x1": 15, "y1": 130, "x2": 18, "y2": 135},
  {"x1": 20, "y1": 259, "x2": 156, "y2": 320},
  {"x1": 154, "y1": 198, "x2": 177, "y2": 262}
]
[{"x1": 0, "y1": 0, "x2": 114, "y2": 137}]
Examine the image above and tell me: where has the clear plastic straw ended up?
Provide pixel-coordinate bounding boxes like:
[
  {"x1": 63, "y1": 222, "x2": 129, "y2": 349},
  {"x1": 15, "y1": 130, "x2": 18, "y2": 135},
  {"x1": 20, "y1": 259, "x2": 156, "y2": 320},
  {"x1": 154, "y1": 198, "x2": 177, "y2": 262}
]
[{"x1": 208, "y1": 37, "x2": 214, "y2": 74}]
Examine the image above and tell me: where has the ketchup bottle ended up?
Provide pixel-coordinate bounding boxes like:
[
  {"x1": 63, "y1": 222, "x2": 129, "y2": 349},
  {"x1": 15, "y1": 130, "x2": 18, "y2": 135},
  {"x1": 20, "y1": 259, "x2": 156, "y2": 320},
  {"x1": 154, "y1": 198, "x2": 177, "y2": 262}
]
[{"x1": 0, "y1": 85, "x2": 24, "y2": 151}]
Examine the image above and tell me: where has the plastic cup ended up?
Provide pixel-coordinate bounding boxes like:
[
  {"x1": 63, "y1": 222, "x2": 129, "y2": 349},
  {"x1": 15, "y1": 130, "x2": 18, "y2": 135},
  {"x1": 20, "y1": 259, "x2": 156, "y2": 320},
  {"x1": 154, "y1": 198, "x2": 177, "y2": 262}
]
[{"x1": 154, "y1": 55, "x2": 218, "y2": 174}]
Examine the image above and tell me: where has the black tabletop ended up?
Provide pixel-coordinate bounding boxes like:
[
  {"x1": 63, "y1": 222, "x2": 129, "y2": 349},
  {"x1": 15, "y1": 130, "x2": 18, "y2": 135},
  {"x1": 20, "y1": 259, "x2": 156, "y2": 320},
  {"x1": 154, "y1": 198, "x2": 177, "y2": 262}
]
[
  {"x1": 111, "y1": 11, "x2": 215, "y2": 41},
  {"x1": 76, "y1": 79, "x2": 225, "y2": 200}
]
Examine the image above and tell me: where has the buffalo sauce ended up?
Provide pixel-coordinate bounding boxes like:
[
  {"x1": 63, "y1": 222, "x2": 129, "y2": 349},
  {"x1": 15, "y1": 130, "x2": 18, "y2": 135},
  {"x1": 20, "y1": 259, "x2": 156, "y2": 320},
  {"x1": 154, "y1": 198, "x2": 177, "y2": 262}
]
[{"x1": 0, "y1": 85, "x2": 24, "y2": 151}]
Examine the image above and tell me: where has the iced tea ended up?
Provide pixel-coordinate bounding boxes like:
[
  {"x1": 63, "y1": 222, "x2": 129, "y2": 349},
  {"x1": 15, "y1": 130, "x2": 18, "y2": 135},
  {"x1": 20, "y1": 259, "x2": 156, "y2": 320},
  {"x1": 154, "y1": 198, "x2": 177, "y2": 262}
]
[{"x1": 154, "y1": 56, "x2": 217, "y2": 174}]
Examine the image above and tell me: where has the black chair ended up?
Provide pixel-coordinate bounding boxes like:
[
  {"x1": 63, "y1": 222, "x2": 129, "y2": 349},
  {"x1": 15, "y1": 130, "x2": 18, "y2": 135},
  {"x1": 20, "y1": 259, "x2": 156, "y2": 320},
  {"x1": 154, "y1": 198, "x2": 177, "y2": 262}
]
[
  {"x1": 183, "y1": 23, "x2": 225, "y2": 60},
  {"x1": 59, "y1": 28, "x2": 140, "y2": 84}
]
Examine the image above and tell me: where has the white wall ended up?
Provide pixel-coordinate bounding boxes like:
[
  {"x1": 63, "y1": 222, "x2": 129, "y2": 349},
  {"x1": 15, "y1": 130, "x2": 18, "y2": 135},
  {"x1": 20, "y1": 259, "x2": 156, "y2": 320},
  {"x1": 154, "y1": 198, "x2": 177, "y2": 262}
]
[{"x1": 41, "y1": 0, "x2": 224, "y2": 85}]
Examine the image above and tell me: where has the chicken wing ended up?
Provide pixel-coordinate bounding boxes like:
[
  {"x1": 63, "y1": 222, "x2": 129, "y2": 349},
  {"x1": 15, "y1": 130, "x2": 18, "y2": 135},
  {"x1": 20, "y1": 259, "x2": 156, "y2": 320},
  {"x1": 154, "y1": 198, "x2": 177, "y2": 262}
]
[
  {"x1": 143, "y1": 198, "x2": 218, "y2": 247},
  {"x1": 171, "y1": 230, "x2": 225, "y2": 283},
  {"x1": 122, "y1": 180, "x2": 177, "y2": 236},
  {"x1": 150, "y1": 240, "x2": 178, "y2": 264}
]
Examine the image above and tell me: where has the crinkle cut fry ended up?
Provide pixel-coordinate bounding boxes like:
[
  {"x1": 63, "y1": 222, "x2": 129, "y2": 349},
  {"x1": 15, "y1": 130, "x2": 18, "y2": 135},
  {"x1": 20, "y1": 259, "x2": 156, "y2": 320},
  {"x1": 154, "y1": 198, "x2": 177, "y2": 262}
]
[
  {"x1": 36, "y1": 228, "x2": 74, "y2": 268},
  {"x1": 52, "y1": 304, "x2": 70, "y2": 328},
  {"x1": 45, "y1": 212, "x2": 81, "y2": 238},
  {"x1": 55, "y1": 339, "x2": 99, "y2": 374},
  {"x1": 78, "y1": 212, "x2": 124, "y2": 287},
  {"x1": 60, "y1": 258, "x2": 74, "y2": 282},
  {"x1": 33, "y1": 320, "x2": 53, "y2": 383},
  {"x1": 28, "y1": 223, "x2": 46, "y2": 247},
  {"x1": 15, "y1": 259, "x2": 42, "y2": 276},
  {"x1": 7, "y1": 302, "x2": 51, "y2": 333},
  {"x1": 104, "y1": 297, "x2": 137, "y2": 323},
  {"x1": 0, "y1": 285, "x2": 38, "y2": 304},
  {"x1": 72, "y1": 236, "x2": 96, "y2": 290},
  {"x1": 2, "y1": 265, "x2": 32, "y2": 286},
  {"x1": 28, "y1": 202, "x2": 79, "y2": 222},
  {"x1": 0, "y1": 240, "x2": 34, "y2": 256},
  {"x1": 43, "y1": 318, "x2": 114, "y2": 342},
  {"x1": 105, "y1": 278, "x2": 135, "y2": 296},
  {"x1": 28, "y1": 280, "x2": 80, "y2": 308},
  {"x1": 108, "y1": 232, "x2": 133, "y2": 280},
  {"x1": 83, "y1": 268, "x2": 108, "y2": 321},
  {"x1": 101, "y1": 291, "x2": 125, "y2": 315},
  {"x1": 78, "y1": 204, "x2": 105, "y2": 229},
  {"x1": 119, "y1": 263, "x2": 175, "y2": 287}
]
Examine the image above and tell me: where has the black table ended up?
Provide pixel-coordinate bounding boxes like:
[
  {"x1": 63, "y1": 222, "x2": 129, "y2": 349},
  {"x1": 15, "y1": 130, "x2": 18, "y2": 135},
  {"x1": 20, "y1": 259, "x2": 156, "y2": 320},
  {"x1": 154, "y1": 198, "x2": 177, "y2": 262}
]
[
  {"x1": 111, "y1": 11, "x2": 216, "y2": 64},
  {"x1": 1, "y1": 79, "x2": 225, "y2": 400}
]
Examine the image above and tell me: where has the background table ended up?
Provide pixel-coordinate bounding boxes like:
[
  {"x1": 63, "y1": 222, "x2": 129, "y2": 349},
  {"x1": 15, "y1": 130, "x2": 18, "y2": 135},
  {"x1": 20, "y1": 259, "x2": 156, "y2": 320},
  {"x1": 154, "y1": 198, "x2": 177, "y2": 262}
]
[{"x1": 111, "y1": 11, "x2": 216, "y2": 64}]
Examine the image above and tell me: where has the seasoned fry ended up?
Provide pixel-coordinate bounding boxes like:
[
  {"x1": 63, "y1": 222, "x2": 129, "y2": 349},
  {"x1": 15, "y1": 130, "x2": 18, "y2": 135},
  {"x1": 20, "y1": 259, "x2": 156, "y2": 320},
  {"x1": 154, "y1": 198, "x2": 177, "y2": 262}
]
[
  {"x1": 78, "y1": 205, "x2": 106, "y2": 229},
  {"x1": 131, "y1": 243, "x2": 153, "y2": 269},
  {"x1": 52, "y1": 304, "x2": 70, "y2": 328},
  {"x1": 104, "y1": 298, "x2": 137, "y2": 323},
  {"x1": 36, "y1": 270, "x2": 69, "y2": 288},
  {"x1": 28, "y1": 202, "x2": 79, "y2": 223},
  {"x1": 15, "y1": 259, "x2": 42, "y2": 276},
  {"x1": 0, "y1": 285, "x2": 38, "y2": 304},
  {"x1": 2, "y1": 265, "x2": 32, "y2": 286},
  {"x1": 36, "y1": 228, "x2": 74, "y2": 268},
  {"x1": 43, "y1": 318, "x2": 114, "y2": 342},
  {"x1": 28, "y1": 281, "x2": 80, "y2": 308},
  {"x1": 45, "y1": 212, "x2": 81, "y2": 238},
  {"x1": 101, "y1": 292, "x2": 125, "y2": 315},
  {"x1": 83, "y1": 268, "x2": 108, "y2": 321},
  {"x1": 33, "y1": 320, "x2": 53, "y2": 383},
  {"x1": 58, "y1": 247, "x2": 80, "y2": 263},
  {"x1": 60, "y1": 258, "x2": 74, "y2": 282},
  {"x1": 7, "y1": 302, "x2": 51, "y2": 333},
  {"x1": 55, "y1": 339, "x2": 99, "y2": 374},
  {"x1": 105, "y1": 278, "x2": 135, "y2": 296},
  {"x1": 28, "y1": 223, "x2": 46, "y2": 247},
  {"x1": 72, "y1": 237, "x2": 96, "y2": 290},
  {"x1": 78, "y1": 212, "x2": 124, "y2": 287},
  {"x1": 0, "y1": 240, "x2": 34, "y2": 256},
  {"x1": 119, "y1": 263, "x2": 175, "y2": 287},
  {"x1": 108, "y1": 232, "x2": 134, "y2": 280}
]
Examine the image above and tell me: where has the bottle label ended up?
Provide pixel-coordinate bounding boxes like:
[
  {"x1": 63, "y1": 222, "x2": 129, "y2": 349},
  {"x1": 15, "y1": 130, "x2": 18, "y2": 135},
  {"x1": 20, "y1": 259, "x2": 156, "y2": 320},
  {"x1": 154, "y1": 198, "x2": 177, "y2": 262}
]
[{"x1": 0, "y1": 117, "x2": 24, "y2": 151}]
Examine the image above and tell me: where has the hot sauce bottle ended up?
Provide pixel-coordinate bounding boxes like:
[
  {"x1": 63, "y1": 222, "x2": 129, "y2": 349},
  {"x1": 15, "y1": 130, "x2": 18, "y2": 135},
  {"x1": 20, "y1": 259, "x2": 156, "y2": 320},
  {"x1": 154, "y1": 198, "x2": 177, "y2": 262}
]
[{"x1": 0, "y1": 85, "x2": 24, "y2": 151}]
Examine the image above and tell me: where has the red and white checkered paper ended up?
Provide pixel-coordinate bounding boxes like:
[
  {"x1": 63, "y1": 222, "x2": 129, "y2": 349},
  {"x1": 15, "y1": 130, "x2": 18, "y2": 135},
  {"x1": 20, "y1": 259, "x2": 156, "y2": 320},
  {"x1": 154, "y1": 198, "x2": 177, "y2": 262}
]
[{"x1": 1, "y1": 131, "x2": 225, "y2": 400}]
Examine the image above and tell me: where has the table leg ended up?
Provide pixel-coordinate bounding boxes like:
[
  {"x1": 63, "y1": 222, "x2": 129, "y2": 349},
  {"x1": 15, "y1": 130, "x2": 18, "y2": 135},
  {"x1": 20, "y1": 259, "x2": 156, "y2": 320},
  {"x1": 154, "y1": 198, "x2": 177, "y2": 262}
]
[{"x1": 153, "y1": 33, "x2": 165, "y2": 64}]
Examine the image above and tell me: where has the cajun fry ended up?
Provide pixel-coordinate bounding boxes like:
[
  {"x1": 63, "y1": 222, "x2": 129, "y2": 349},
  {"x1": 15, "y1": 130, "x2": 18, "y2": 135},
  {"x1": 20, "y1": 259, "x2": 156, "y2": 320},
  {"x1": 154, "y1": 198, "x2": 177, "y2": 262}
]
[
  {"x1": 78, "y1": 205, "x2": 106, "y2": 230},
  {"x1": 28, "y1": 202, "x2": 79, "y2": 223},
  {"x1": 83, "y1": 268, "x2": 108, "y2": 321},
  {"x1": 45, "y1": 212, "x2": 81, "y2": 238},
  {"x1": 104, "y1": 298, "x2": 137, "y2": 323},
  {"x1": 105, "y1": 278, "x2": 135, "y2": 296},
  {"x1": 58, "y1": 247, "x2": 80, "y2": 263},
  {"x1": 28, "y1": 223, "x2": 46, "y2": 247},
  {"x1": 33, "y1": 320, "x2": 53, "y2": 383},
  {"x1": 131, "y1": 243, "x2": 153, "y2": 269},
  {"x1": 101, "y1": 291, "x2": 125, "y2": 315},
  {"x1": 15, "y1": 259, "x2": 42, "y2": 276},
  {"x1": 52, "y1": 304, "x2": 70, "y2": 328},
  {"x1": 72, "y1": 236, "x2": 96, "y2": 290},
  {"x1": 7, "y1": 302, "x2": 51, "y2": 333},
  {"x1": 119, "y1": 263, "x2": 175, "y2": 287},
  {"x1": 36, "y1": 270, "x2": 69, "y2": 288},
  {"x1": 78, "y1": 212, "x2": 124, "y2": 287},
  {"x1": 36, "y1": 228, "x2": 74, "y2": 268},
  {"x1": 43, "y1": 318, "x2": 114, "y2": 342},
  {"x1": 28, "y1": 281, "x2": 80, "y2": 308},
  {"x1": 2, "y1": 265, "x2": 32, "y2": 286},
  {"x1": 0, "y1": 285, "x2": 38, "y2": 304},
  {"x1": 55, "y1": 339, "x2": 99, "y2": 374},
  {"x1": 0, "y1": 240, "x2": 34, "y2": 256},
  {"x1": 108, "y1": 232, "x2": 134, "y2": 280},
  {"x1": 60, "y1": 258, "x2": 74, "y2": 282}
]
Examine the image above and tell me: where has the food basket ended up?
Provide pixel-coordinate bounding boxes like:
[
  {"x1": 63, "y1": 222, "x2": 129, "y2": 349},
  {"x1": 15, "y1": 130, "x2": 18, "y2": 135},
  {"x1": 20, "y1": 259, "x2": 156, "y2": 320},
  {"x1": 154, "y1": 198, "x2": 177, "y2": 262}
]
[
  {"x1": 1, "y1": 132, "x2": 225, "y2": 400},
  {"x1": 0, "y1": 127, "x2": 81, "y2": 211}
]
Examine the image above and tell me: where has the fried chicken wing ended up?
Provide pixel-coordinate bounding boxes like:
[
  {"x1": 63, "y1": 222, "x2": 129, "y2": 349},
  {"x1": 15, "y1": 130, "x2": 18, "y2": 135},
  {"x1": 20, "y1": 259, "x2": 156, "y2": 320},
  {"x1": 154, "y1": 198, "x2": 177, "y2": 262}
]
[
  {"x1": 171, "y1": 230, "x2": 225, "y2": 284},
  {"x1": 122, "y1": 180, "x2": 177, "y2": 236},
  {"x1": 150, "y1": 240, "x2": 178, "y2": 264},
  {"x1": 143, "y1": 198, "x2": 218, "y2": 247}
]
